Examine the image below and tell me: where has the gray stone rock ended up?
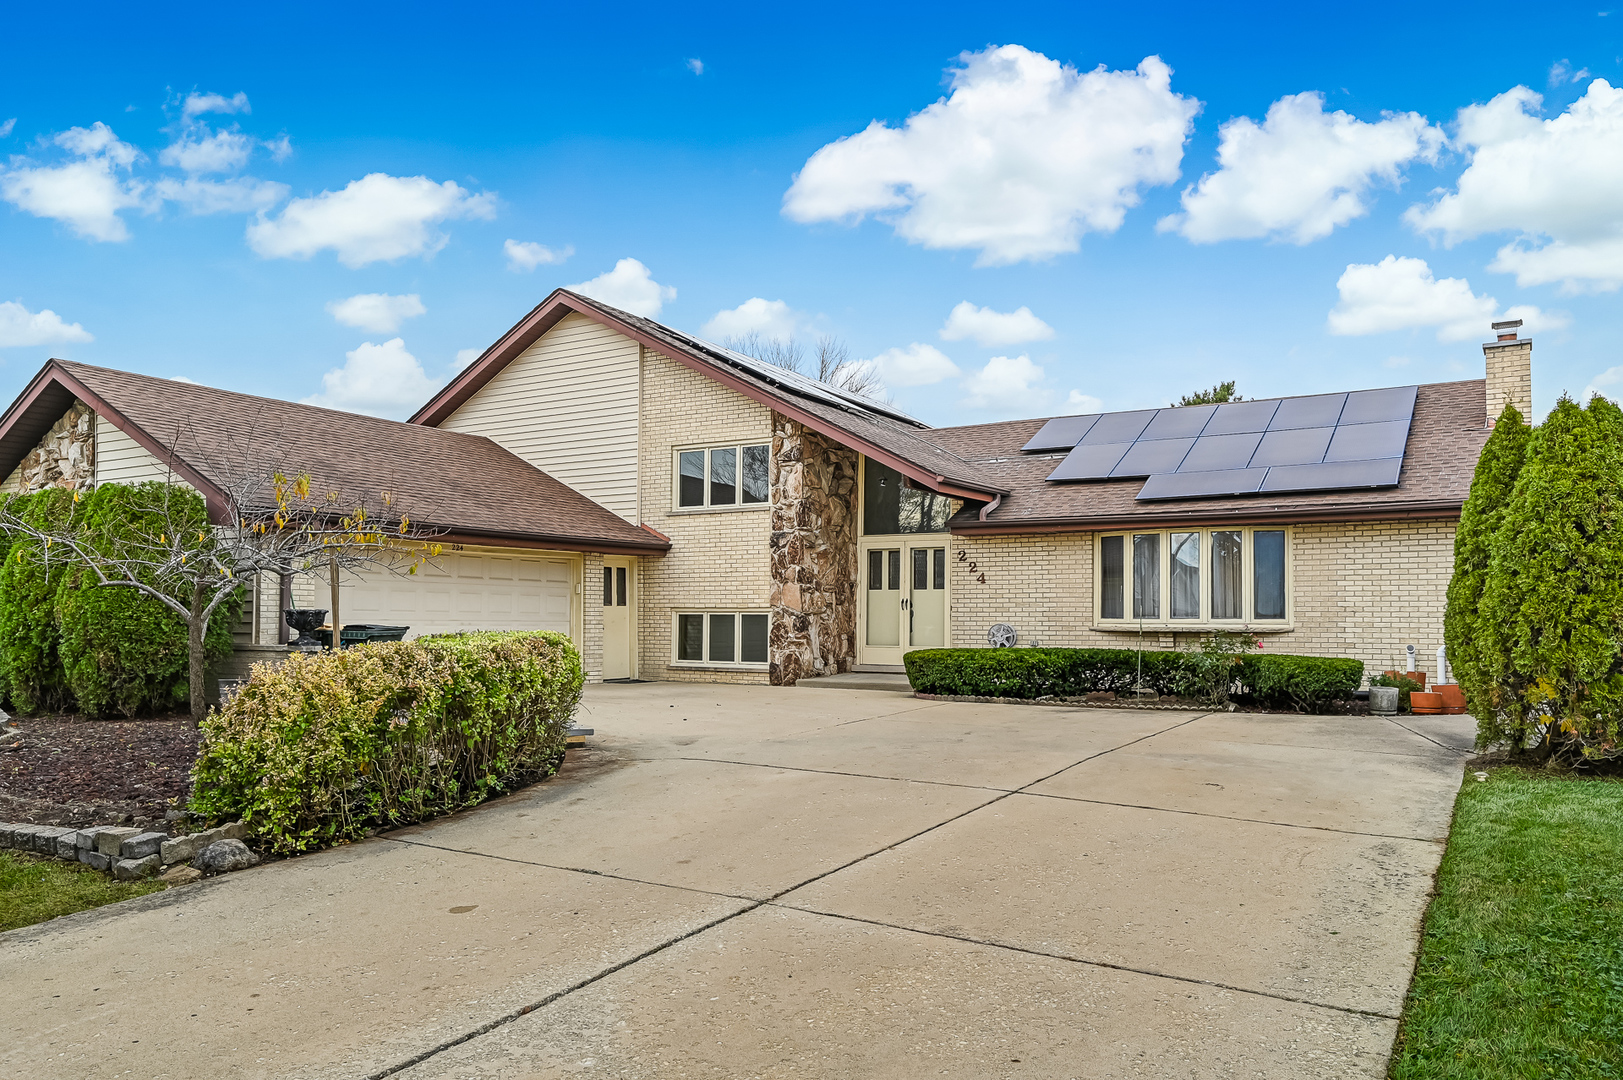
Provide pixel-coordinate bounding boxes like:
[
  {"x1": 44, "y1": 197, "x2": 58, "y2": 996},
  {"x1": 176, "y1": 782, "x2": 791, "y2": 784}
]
[
  {"x1": 159, "y1": 865, "x2": 202, "y2": 885},
  {"x1": 113, "y1": 854, "x2": 160, "y2": 881},
  {"x1": 193, "y1": 839, "x2": 259, "y2": 874},
  {"x1": 76, "y1": 826, "x2": 108, "y2": 850},
  {"x1": 79, "y1": 850, "x2": 111, "y2": 871},
  {"x1": 160, "y1": 834, "x2": 203, "y2": 865},
  {"x1": 120, "y1": 832, "x2": 166, "y2": 860},
  {"x1": 54, "y1": 831, "x2": 82, "y2": 859},
  {"x1": 10, "y1": 824, "x2": 44, "y2": 850},
  {"x1": 33, "y1": 826, "x2": 73, "y2": 854},
  {"x1": 218, "y1": 822, "x2": 248, "y2": 842},
  {"x1": 0, "y1": 823, "x2": 18, "y2": 848},
  {"x1": 95, "y1": 827, "x2": 140, "y2": 857}
]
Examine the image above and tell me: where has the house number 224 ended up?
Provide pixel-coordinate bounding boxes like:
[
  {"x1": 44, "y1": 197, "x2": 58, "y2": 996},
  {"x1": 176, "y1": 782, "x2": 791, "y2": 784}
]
[{"x1": 957, "y1": 549, "x2": 985, "y2": 584}]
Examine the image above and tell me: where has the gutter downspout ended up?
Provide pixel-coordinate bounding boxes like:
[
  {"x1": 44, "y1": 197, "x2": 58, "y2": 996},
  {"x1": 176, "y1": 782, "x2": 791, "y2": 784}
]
[{"x1": 979, "y1": 493, "x2": 1002, "y2": 523}]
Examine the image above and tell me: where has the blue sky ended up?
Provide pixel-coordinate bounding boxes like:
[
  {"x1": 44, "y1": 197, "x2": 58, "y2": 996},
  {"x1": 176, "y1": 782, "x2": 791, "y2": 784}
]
[{"x1": 2, "y1": 2, "x2": 1620, "y2": 426}]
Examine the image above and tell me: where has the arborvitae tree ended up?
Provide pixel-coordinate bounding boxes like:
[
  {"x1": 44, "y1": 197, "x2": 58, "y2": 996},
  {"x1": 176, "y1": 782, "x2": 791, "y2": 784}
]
[
  {"x1": 0, "y1": 489, "x2": 76, "y2": 713},
  {"x1": 1444, "y1": 402, "x2": 1531, "y2": 743},
  {"x1": 1479, "y1": 394, "x2": 1623, "y2": 762}
]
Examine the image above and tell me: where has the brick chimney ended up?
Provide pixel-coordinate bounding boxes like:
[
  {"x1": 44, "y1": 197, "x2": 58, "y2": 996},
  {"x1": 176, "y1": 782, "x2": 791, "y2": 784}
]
[{"x1": 1483, "y1": 319, "x2": 1531, "y2": 426}]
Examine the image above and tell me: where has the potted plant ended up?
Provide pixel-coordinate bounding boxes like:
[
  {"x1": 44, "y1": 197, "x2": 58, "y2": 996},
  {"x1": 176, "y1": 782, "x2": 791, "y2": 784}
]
[
  {"x1": 1433, "y1": 683, "x2": 1468, "y2": 714},
  {"x1": 1370, "y1": 673, "x2": 1424, "y2": 714},
  {"x1": 1409, "y1": 691, "x2": 1444, "y2": 715}
]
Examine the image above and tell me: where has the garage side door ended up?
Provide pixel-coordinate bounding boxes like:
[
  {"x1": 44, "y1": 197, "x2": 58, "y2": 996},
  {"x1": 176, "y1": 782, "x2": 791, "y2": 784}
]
[{"x1": 344, "y1": 553, "x2": 575, "y2": 638}]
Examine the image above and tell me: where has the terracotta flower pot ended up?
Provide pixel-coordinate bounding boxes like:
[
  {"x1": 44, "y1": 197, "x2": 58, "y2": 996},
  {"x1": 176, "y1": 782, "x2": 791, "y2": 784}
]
[
  {"x1": 1409, "y1": 691, "x2": 1443, "y2": 715},
  {"x1": 1384, "y1": 669, "x2": 1427, "y2": 689},
  {"x1": 1434, "y1": 684, "x2": 1468, "y2": 715}
]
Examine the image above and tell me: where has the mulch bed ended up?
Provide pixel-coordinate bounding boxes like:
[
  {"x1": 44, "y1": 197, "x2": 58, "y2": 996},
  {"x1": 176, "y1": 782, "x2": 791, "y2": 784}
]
[{"x1": 0, "y1": 714, "x2": 198, "y2": 829}]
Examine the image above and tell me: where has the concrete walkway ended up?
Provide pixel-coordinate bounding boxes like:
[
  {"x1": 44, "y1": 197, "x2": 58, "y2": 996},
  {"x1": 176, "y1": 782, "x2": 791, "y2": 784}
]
[{"x1": 0, "y1": 685, "x2": 1474, "y2": 1079}]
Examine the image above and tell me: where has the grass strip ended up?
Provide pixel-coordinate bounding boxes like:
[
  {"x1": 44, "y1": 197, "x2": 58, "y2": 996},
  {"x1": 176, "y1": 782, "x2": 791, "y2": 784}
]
[
  {"x1": 0, "y1": 849, "x2": 164, "y2": 933},
  {"x1": 1390, "y1": 768, "x2": 1623, "y2": 1079}
]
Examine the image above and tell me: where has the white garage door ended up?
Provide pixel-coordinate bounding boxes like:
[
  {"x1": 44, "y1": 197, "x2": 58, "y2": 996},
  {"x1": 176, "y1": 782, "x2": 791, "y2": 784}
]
[{"x1": 342, "y1": 552, "x2": 575, "y2": 638}]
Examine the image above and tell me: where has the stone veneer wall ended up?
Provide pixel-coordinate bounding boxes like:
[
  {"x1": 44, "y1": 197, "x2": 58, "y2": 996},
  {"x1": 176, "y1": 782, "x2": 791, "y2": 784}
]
[
  {"x1": 949, "y1": 519, "x2": 1457, "y2": 685},
  {"x1": 768, "y1": 416, "x2": 858, "y2": 685},
  {"x1": 2, "y1": 402, "x2": 94, "y2": 493},
  {"x1": 636, "y1": 348, "x2": 774, "y2": 683}
]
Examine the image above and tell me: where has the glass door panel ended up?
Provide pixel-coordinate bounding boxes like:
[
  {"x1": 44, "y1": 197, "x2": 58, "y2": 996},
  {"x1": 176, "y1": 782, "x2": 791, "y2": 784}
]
[{"x1": 908, "y1": 546, "x2": 946, "y2": 647}]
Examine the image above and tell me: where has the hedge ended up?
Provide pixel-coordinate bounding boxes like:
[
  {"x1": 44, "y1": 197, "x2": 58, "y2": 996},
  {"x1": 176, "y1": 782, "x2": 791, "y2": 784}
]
[
  {"x1": 190, "y1": 630, "x2": 584, "y2": 854},
  {"x1": 0, "y1": 483, "x2": 241, "y2": 716},
  {"x1": 902, "y1": 647, "x2": 1363, "y2": 713}
]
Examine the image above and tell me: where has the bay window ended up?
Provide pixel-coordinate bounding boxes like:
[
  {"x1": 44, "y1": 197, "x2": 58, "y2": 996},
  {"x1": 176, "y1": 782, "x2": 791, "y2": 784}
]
[{"x1": 1097, "y1": 527, "x2": 1289, "y2": 626}]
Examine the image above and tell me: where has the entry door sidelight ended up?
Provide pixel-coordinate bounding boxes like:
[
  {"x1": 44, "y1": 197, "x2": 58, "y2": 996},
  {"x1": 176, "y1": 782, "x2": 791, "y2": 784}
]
[
  {"x1": 908, "y1": 546, "x2": 946, "y2": 647},
  {"x1": 866, "y1": 548, "x2": 902, "y2": 646}
]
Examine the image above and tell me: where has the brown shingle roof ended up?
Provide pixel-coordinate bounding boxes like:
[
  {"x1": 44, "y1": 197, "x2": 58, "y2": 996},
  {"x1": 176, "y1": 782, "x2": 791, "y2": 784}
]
[
  {"x1": 7, "y1": 360, "x2": 667, "y2": 554},
  {"x1": 931, "y1": 379, "x2": 1489, "y2": 531}
]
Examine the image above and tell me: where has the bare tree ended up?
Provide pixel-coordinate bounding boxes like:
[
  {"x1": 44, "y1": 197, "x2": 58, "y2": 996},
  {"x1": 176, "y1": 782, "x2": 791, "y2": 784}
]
[
  {"x1": 725, "y1": 332, "x2": 889, "y2": 403},
  {"x1": 0, "y1": 464, "x2": 443, "y2": 724}
]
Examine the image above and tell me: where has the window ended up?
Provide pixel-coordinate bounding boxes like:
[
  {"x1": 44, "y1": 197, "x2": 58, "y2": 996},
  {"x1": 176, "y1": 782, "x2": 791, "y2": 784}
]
[
  {"x1": 674, "y1": 611, "x2": 770, "y2": 666},
  {"x1": 601, "y1": 566, "x2": 627, "y2": 607},
  {"x1": 1097, "y1": 528, "x2": 1290, "y2": 625},
  {"x1": 861, "y1": 459, "x2": 954, "y2": 534},
  {"x1": 676, "y1": 444, "x2": 770, "y2": 509}
]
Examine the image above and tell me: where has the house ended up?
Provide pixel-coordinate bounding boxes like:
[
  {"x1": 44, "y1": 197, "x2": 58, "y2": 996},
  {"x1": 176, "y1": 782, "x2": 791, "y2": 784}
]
[{"x1": 0, "y1": 291, "x2": 1527, "y2": 689}]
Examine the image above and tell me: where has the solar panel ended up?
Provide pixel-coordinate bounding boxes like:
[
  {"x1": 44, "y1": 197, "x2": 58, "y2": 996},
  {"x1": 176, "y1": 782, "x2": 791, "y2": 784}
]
[
  {"x1": 1259, "y1": 458, "x2": 1402, "y2": 493},
  {"x1": 1080, "y1": 409, "x2": 1157, "y2": 445},
  {"x1": 1324, "y1": 418, "x2": 1411, "y2": 461},
  {"x1": 1022, "y1": 414, "x2": 1100, "y2": 453},
  {"x1": 1137, "y1": 468, "x2": 1269, "y2": 500},
  {"x1": 1140, "y1": 405, "x2": 1216, "y2": 440},
  {"x1": 1340, "y1": 385, "x2": 1418, "y2": 426},
  {"x1": 1269, "y1": 393, "x2": 1347, "y2": 430},
  {"x1": 1110, "y1": 438, "x2": 1196, "y2": 477},
  {"x1": 1202, "y1": 399, "x2": 1280, "y2": 435},
  {"x1": 1249, "y1": 426, "x2": 1334, "y2": 468},
  {"x1": 1047, "y1": 442, "x2": 1134, "y2": 481},
  {"x1": 1177, "y1": 432, "x2": 1263, "y2": 473}
]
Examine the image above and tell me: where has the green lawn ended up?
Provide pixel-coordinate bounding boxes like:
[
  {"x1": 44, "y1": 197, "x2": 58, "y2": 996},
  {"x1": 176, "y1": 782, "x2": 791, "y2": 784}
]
[
  {"x1": 0, "y1": 849, "x2": 165, "y2": 933},
  {"x1": 1389, "y1": 769, "x2": 1623, "y2": 1079}
]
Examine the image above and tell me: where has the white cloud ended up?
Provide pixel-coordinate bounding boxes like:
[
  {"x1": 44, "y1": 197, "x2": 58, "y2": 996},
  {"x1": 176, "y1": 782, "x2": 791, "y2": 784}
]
[
  {"x1": 938, "y1": 301, "x2": 1054, "y2": 347},
  {"x1": 1550, "y1": 60, "x2": 1591, "y2": 87},
  {"x1": 782, "y1": 45, "x2": 1198, "y2": 265},
  {"x1": 687, "y1": 58, "x2": 704, "y2": 75},
  {"x1": 246, "y1": 173, "x2": 497, "y2": 267},
  {"x1": 503, "y1": 238, "x2": 572, "y2": 271},
  {"x1": 961, "y1": 354, "x2": 1046, "y2": 413},
  {"x1": 565, "y1": 258, "x2": 676, "y2": 317},
  {"x1": 155, "y1": 175, "x2": 288, "y2": 214},
  {"x1": 0, "y1": 300, "x2": 94, "y2": 348},
  {"x1": 159, "y1": 127, "x2": 253, "y2": 174},
  {"x1": 302, "y1": 338, "x2": 443, "y2": 419},
  {"x1": 867, "y1": 343, "x2": 960, "y2": 388},
  {"x1": 702, "y1": 298, "x2": 801, "y2": 341},
  {"x1": 1405, "y1": 80, "x2": 1623, "y2": 291},
  {"x1": 265, "y1": 135, "x2": 293, "y2": 163},
  {"x1": 325, "y1": 292, "x2": 426, "y2": 334},
  {"x1": 1159, "y1": 92, "x2": 1442, "y2": 244},
  {"x1": 0, "y1": 119, "x2": 14, "y2": 138},
  {"x1": 1327, "y1": 255, "x2": 1569, "y2": 341},
  {"x1": 1584, "y1": 365, "x2": 1623, "y2": 401},
  {"x1": 0, "y1": 122, "x2": 147, "y2": 241},
  {"x1": 169, "y1": 375, "x2": 198, "y2": 384},
  {"x1": 455, "y1": 348, "x2": 482, "y2": 369},
  {"x1": 182, "y1": 91, "x2": 250, "y2": 119},
  {"x1": 1066, "y1": 390, "x2": 1103, "y2": 412}
]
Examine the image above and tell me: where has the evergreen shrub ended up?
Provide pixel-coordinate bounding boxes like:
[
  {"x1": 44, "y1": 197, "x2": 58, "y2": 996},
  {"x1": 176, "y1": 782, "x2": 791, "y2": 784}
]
[
  {"x1": 0, "y1": 489, "x2": 76, "y2": 713},
  {"x1": 190, "y1": 630, "x2": 584, "y2": 854},
  {"x1": 903, "y1": 646, "x2": 1362, "y2": 712}
]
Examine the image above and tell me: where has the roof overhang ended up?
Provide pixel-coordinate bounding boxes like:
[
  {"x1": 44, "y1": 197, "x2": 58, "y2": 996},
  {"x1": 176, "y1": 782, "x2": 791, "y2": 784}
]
[
  {"x1": 950, "y1": 500, "x2": 1465, "y2": 536},
  {"x1": 411, "y1": 290, "x2": 1006, "y2": 503}
]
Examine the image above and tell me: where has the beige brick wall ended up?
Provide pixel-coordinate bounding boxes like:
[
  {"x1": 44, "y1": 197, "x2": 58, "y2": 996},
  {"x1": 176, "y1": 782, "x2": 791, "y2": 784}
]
[
  {"x1": 636, "y1": 349, "x2": 774, "y2": 684},
  {"x1": 581, "y1": 552, "x2": 605, "y2": 681},
  {"x1": 949, "y1": 520, "x2": 1457, "y2": 684}
]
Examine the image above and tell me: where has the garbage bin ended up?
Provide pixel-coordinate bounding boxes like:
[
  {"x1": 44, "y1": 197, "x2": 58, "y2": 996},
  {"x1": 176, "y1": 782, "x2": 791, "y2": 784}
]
[{"x1": 313, "y1": 624, "x2": 411, "y2": 649}]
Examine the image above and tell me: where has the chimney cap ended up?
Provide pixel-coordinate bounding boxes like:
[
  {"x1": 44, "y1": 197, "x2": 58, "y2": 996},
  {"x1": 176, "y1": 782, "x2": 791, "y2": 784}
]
[
  {"x1": 1491, "y1": 318, "x2": 1524, "y2": 343},
  {"x1": 1491, "y1": 319, "x2": 1524, "y2": 330}
]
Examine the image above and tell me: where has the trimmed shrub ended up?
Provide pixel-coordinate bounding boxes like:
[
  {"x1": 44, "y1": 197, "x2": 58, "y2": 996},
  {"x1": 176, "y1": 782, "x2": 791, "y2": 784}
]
[
  {"x1": 0, "y1": 489, "x2": 76, "y2": 713},
  {"x1": 190, "y1": 630, "x2": 584, "y2": 854},
  {"x1": 1444, "y1": 403, "x2": 1531, "y2": 740},
  {"x1": 1478, "y1": 395, "x2": 1623, "y2": 761},
  {"x1": 903, "y1": 646, "x2": 1362, "y2": 713},
  {"x1": 56, "y1": 482, "x2": 239, "y2": 717}
]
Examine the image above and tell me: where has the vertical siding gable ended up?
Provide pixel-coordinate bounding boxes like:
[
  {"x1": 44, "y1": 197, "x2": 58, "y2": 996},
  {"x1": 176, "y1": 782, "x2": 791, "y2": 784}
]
[{"x1": 438, "y1": 312, "x2": 641, "y2": 523}]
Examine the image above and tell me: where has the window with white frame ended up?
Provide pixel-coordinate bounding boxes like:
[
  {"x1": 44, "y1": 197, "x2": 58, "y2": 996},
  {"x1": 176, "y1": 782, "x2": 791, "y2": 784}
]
[
  {"x1": 674, "y1": 611, "x2": 770, "y2": 666},
  {"x1": 676, "y1": 444, "x2": 770, "y2": 509},
  {"x1": 1097, "y1": 528, "x2": 1288, "y2": 625}
]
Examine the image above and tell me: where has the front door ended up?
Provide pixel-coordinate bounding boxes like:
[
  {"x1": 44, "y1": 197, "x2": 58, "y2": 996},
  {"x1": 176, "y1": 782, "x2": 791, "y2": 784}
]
[
  {"x1": 601, "y1": 558, "x2": 634, "y2": 679},
  {"x1": 858, "y1": 542, "x2": 948, "y2": 667}
]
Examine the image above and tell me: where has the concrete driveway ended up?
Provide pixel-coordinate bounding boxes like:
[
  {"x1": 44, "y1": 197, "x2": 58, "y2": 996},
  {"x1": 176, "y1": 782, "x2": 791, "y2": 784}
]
[{"x1": 0, "y1": 683, "x2": 1473, "y2": 1079}]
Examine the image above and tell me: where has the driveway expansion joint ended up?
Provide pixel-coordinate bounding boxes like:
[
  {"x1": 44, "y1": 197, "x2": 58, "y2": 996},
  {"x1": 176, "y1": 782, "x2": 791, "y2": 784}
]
[{"x1": 1016, "y1": 790, "x2": 1446, "y2": 844}]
